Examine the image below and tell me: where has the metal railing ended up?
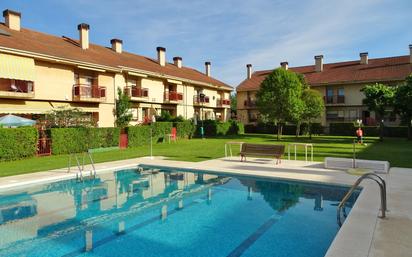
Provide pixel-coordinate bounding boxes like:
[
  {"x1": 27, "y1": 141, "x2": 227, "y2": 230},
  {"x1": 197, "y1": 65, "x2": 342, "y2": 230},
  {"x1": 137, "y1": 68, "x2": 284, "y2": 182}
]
[
  {"x1": 124, "y1": 86, "x2": 149, "y2": 98},
  {"x1": 337, "y1": 172, "x2": 387, "y2": 227},
  {"x1": 324, "y1": 95, "x2": 345, "y2": 104},
  {"x1": 217, "y1": 99, "x2": 231, "y2": 106},
  {"x1": 193, "y1": 95, "x2": 210, "y2": 105},
  {"x1": 68, "y1": 151, "x2": 97, "y2": 181},
  {"x1": 164, "y1": 91, "x2": 183, "y2": 102},
  {"x1": 73, "y1": 84, "x2": 106, "y2": 100}
]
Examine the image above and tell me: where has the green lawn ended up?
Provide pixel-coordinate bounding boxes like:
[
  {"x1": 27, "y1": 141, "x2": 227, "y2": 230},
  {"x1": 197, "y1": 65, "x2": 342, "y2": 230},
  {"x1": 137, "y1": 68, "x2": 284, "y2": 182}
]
[{"x1": 1, "y1": 134, "x2": 411, "y2": 177}]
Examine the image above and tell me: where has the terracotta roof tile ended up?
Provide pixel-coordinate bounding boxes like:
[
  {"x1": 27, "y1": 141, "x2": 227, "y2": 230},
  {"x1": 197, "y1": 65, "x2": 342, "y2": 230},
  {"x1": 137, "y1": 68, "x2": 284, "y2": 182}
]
[
  {"x1": 0, "y1": 23, "x2": 232, "y2": 90},
  {"x1": 237, "y1": 56, "x2": 412, "y2": 91}
]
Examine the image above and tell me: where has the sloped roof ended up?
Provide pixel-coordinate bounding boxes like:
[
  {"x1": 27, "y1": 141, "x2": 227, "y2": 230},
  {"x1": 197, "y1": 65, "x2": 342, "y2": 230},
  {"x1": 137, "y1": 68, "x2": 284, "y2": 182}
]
[
  {"x1": 0, "y1": 23, "x2": 232, "y2": 90},
  {"x1": 237, "y1": 55, "x2": 412, "y2": 91}
]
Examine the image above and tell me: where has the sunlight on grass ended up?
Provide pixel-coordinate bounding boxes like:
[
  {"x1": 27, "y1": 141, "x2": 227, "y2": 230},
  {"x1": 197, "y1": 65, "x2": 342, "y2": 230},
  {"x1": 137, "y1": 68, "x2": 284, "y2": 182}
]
[{"x1": 0, "y1": 134, "x2": 411, "y2": 177}]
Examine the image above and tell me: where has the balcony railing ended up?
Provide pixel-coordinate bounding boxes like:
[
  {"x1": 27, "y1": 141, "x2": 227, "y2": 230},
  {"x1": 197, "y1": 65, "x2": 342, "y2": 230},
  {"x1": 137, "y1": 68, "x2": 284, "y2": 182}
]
[
  {"x1": 193, "y1": 95, "x2": 210, "y2": 105},
  {"x1": 324, "y1": 95, "x2": 345, "y2": 104},
  {"x1": 0, "y1": 80, "x2": 35, "y2": 98},
  {"x1": 124, "y1": 86, "x2": 149, "y2": 99},
  {"x1": 244, "y1": 99, "x2": 256, "y2": 108},
  {"x1": 164, "y1": 91, "x2": 183, "y2": 102},
  {"x1": 217, "y1": 99, "x2": 231, "y2": 107},
  {"x1": 73, "y1": 84, "x2": 106, "y2": 102}
]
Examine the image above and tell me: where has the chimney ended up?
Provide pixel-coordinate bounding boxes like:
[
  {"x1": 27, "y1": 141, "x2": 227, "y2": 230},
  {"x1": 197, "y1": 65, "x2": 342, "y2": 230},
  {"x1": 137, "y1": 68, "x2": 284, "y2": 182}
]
[
  {"x1": 78, "y1": 23, "x2": 90, "y2": 50},
  {"x1": 315, "y1": 55, "x2": 324, "y2": 72},
  {"x1": 360, "y1": 52, "x2": 368, "y2": 65},
  {"x1": 111, "y1": 38, "x2": 122, "y2": 53},
  {"x1": 205, "y1": 61, "x2": 211, "y2": 77},
  {"x1": 409, "y1": 44, "x2": 412, "y2": 64},
  {"x1": 246, "y1": 64, "x2": 252, "y2": 79},
  {"x1": 173, "y1": 57, "x2": 182, "y2": 68},
  {"x1": 157, "y1": 47, "x2": 166, "y2": 66},
  {"x1": 280, "y1": 61, "x2": 289, "y2": 70},
  {"x1": 3, "y1": 9, "x2": 21, "y2": 31}
]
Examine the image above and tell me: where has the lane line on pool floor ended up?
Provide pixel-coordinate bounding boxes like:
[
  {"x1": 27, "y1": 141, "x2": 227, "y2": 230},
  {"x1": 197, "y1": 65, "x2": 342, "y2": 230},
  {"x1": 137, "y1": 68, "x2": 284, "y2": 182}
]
[
  {"x1": 226, "y1": 214, "x2": 281, "y2": 257},
  {"x1": 61, "y1": 199, "x2": 203, "y2": 257}
]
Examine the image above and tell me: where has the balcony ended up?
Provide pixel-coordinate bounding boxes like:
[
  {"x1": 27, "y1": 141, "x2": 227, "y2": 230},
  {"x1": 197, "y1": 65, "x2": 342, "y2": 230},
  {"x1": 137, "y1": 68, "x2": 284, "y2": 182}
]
[
  {"x1": 324, "y1": 95, "x2": 345, "y2": 105},
  {"x1": 0, "y1": 80, "x2": 35, "y2": 99},
  {"x1": 216, "y1": 99, "x2": 231, "y2": 107},
  {"x1": 244, "y1": 99, "x2": 256, "y2": 108},
  {"x1": 124, "y1": 86, "x2": 149, "y2": 100},
  {"x1": 193, "y1": 95, "x2": 210, "y2": 106},
  {"x1": 73, "y1": 84, "x2": 106, "y2": 102},
  {"x1": 164, "y1": 91, "x2": 183, "y2": 103}
]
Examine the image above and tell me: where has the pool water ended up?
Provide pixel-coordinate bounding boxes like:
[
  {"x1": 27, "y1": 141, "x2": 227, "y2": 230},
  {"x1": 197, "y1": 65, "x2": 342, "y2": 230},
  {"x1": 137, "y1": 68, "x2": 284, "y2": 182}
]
[{"x1": 0, "y1": 166, "x2": 359, "y2": 257}]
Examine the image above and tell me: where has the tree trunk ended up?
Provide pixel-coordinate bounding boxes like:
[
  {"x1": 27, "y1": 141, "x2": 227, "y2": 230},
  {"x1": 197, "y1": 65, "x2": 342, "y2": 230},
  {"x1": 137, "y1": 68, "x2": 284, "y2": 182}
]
[
  {"x1": 277, "y1": 123, "x2": 283, "y2": 141},
  {"x1": 308, "y1": 122, "x2": 312, "y2": 140},
  {"x1": 296, "y1": 122, "x2": 301, "y2": 138},
  {"x1": 379, "y1": 120, "x2": 384, "y2": 142},
  {"x1": 408, "y1": 120, "x2": 412, "y2": 140}
]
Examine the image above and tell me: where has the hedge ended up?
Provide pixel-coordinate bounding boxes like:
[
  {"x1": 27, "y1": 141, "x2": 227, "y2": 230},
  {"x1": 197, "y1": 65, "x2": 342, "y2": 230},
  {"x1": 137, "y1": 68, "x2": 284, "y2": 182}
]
[
  {"x1": 174, "y1": 121, "x2": 196, "y2": 138},
  {"x1": 127, "y1": 122, "x2": 173, "y2": 147},
  {"x1": 244, "y1": 122, "x2": 323, "y2": 135},
  {"x1": 0, "y1": 127, "x2": 38, "y2": 161},
  {"x1": 50, "y1": 127, "x2": 120, "y2": 154},
  {"x1": 329, "y1": 123, "x2": 408, "y2": 137},
  {"x1": 195, "y1": 120, "x2": 244, "y2": 137}
]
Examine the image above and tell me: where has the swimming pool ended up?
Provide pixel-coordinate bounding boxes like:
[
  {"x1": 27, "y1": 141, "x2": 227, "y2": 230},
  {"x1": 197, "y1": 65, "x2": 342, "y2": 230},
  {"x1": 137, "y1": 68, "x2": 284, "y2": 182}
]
[{"x1": 0, "y1": 166, "x2": 359, "y2": 257}]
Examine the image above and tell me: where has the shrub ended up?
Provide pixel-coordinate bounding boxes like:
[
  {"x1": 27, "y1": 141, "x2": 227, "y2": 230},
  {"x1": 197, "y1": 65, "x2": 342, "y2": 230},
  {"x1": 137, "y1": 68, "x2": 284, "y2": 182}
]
[
  {"x1": 229, "y1": 120, "x2": 244, "y2": 135},
  {"x1": 127, "y1": 122, "x2": 173, "y2": 147},
  {"x1": 329, "y1": 123, "x2": 407, "y2": 137},
  {"x1": 175, "y1": 121, "x2": 195, "y2": 138},
  {"x1": 50, "y1": 127, "x2": 120, "y2": 154},
  {"x1": 195, "y1": 120, "x2": 244, "y2": 137},
  {"x1": 244, "y1": 122, "x2": 322, "y2": 135},
  {"x1": 127, "y1": 126, "x2": 152, "y2": 147},
  {"x1": 329, "y1": 123, "x2": 354, "y2": 136},
  {"x1": 0, "y1": 127, "x2": 38, "y2": 161}
]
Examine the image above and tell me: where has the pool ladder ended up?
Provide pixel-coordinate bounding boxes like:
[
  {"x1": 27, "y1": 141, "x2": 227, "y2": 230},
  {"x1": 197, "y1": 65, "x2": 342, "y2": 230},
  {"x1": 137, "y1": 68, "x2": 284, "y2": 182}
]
[
  {"x1": 337, "y1": 172, "x2": 387, "y2": 227},
  {"x1": 68, "y1": 151, "x2": 97, "y2": 181}
]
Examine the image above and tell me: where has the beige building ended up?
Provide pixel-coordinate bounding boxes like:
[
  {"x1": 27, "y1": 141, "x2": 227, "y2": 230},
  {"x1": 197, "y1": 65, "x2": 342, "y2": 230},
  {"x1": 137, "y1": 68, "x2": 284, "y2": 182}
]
[
  {"x1": 237, "y1": 50, "x2": 412, "y2": 126},
  {"x1": 0, "y1": 9, "x2": 232, "y2": 127}
]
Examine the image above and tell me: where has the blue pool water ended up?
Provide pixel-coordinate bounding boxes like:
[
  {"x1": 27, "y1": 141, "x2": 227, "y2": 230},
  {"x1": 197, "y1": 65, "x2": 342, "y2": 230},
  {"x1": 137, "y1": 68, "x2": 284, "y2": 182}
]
[{"x1": 0, "y1": 166, "x2": 359, "y2": 257}]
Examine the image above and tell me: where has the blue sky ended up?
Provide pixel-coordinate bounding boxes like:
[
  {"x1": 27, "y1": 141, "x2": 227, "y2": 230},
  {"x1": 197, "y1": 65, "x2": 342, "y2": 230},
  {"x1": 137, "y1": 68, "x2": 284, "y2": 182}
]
[{"x1": 2, "y1": 0, "x2": 412, "y2": 86}]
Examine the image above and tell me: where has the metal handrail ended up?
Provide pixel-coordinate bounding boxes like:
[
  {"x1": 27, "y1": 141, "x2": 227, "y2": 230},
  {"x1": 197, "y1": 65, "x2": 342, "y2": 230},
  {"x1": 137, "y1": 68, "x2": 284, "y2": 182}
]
[
  {"x1": 337, "y1": 172, "x2": 387, "y2": 227},
  {"x1": 68, "y1": 151, "x2": 97, "y2": 181}
]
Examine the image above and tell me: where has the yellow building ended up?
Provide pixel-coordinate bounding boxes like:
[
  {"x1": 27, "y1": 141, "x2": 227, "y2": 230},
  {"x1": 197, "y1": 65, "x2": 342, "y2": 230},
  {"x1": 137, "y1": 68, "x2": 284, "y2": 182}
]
[
  {"x1": 0, "y1": 9, "x2": 232, "y2": 127},
  {"x1": 237, "y1": 51, "x2": 412, "y2": 126}
]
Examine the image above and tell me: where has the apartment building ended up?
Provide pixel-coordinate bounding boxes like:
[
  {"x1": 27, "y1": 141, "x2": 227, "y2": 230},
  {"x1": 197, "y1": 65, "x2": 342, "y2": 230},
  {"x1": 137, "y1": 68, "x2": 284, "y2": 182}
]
[
  {"x1": 0, "y1": 9, "x2": 232, "y2": 127},
  {"x1": 237, "y1": 48, "x2": 412, "y2": 126}
]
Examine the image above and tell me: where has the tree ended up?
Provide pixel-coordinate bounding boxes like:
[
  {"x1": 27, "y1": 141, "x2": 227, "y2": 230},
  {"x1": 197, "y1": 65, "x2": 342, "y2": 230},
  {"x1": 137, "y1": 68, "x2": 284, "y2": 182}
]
[
  {"x1": 45, "y1": 107, "x2": 95, "y2": 128},
  {"x1": 230, "y1": 93, "x2": 237, "y2": 111},
  {"x1": 115, "y1": 87, "x2": 132, "y2": 128},
  {"x1": 300, "y1": 89, "x2": 324, "y2": 139},
  {"x1": 361, "y1": 83, "x2": 395, "y2": 141},
  {"x1": 256, "y1": 68, "x2": 305, "y2": 140},
  {"x1": 394, "y1": 75, "x2": 412, "y2": 140}
]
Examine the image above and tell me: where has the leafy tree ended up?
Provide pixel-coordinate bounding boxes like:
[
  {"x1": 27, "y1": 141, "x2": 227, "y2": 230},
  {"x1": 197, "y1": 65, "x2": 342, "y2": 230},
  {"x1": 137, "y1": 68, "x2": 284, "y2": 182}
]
[
  {"x1": 115, "y1": 87, "x2": 132, "y2": 128},
  {"x1": 300, "y1": 89, "x2": 324, "y2": 139},
  {"x1": 361, "y1": 83, "x2": 395, "y2": 141},
  {"x1": 230, "y1": 93, "x2": 237, "y2": 111},
  {"x1": 256, "y1": 68, "x2": 305, "y2": 140},
  {"x1": 394, "y1": 75, "x2": 412, "y2": 140},
  {"x1": 45, "y1": 107, "x2": 95, "y2": 128}
]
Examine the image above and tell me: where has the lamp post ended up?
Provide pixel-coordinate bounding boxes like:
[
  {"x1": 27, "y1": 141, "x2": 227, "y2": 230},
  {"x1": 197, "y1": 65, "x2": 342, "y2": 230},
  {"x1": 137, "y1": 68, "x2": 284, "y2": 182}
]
[{"x1": 199, "y1": 93, "x2": 205, "y2": 139}]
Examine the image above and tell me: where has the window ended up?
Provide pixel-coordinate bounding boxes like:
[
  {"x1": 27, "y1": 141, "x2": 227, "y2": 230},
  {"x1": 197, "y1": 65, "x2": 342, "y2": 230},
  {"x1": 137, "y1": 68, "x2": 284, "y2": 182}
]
[
  {"x1": 326, "y1": 87, "x2": 334, "y2": 104},
  {"x1": 337, "y1": 88, "x2": 345, "y2": 103}
]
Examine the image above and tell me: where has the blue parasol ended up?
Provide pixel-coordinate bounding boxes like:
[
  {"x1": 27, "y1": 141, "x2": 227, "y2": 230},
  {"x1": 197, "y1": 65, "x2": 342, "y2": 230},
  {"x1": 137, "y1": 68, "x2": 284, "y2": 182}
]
[{"x1": 0, "y1": 114, "x2": 36, "y2": 127}]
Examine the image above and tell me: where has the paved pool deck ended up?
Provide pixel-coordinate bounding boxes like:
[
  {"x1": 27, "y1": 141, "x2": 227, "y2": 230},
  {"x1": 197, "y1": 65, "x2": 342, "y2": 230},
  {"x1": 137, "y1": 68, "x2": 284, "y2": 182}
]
[{"x1": 0, "y1": 156, "x2": 410, "y2": 257}]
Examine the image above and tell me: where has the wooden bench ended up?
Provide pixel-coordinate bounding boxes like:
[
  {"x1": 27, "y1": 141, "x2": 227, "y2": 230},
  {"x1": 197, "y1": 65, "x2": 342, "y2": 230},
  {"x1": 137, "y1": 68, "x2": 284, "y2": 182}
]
[{"x1": 240, "y1": 143, "x2": 285, "y2": 165}]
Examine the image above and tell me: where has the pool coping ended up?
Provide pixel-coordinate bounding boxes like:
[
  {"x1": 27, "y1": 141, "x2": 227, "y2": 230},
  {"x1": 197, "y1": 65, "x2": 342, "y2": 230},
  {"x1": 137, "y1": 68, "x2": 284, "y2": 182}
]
[{"x1": 0, "y1": 156, "x2": 403, "y2": 257}]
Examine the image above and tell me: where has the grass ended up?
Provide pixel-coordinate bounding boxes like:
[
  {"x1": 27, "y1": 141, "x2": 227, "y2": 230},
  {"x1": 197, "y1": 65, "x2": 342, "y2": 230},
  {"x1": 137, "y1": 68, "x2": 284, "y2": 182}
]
[{"x1": 1, "y1": 134, "x2": 411, "y2": 177}]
